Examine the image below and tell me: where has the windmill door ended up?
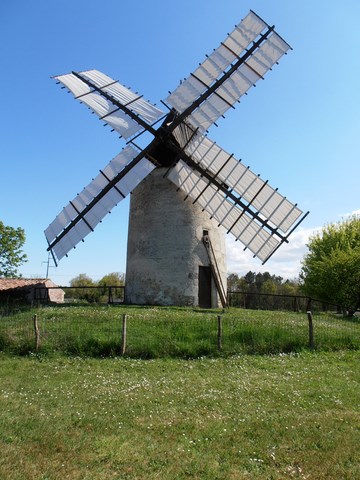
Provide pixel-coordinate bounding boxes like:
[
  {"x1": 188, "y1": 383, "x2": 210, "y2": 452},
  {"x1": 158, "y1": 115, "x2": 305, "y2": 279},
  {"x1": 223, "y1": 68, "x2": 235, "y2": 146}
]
[{"x1": 198, "y1": 266, "x2": 212, "y2": 308}]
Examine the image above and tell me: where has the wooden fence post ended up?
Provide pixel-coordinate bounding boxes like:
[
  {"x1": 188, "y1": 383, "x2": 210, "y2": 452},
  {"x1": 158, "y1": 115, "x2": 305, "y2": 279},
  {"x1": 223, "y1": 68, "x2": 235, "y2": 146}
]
[
  {"x1": 307, "y1": 311, "x2": 314, "y2": 350},
  {"x1": 121, "y1": 314, "x2": 127, "y2": 355},
  {"x1": 306, "y1": 297, "x2": 312, "y2": 312},
  {"x1": 217, "y1": 315, "x2": 222, "y2": 351},
  {"x1": 108, "y1": 287, "x2": 112, "y2": 304},
  {"x1": 293, "y1": 296, "x2": 299, "y2": 312},
  {"x1": 33, "y1": 314, "x2": 40, "y2": 351}
]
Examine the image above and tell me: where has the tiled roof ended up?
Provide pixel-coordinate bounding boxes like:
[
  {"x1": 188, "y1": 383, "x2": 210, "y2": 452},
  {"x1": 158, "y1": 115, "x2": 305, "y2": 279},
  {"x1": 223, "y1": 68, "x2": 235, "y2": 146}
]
[{"x1": 0, "y1": 278, "x2": 50, "y2": 291}]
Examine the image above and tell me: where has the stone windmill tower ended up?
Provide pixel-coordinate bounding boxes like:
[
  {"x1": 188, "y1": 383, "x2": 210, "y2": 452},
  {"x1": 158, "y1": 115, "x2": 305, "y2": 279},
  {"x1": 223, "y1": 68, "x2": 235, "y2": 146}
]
[{"x1": 45, "y1": 10, "x2": 308, "y2": 308}]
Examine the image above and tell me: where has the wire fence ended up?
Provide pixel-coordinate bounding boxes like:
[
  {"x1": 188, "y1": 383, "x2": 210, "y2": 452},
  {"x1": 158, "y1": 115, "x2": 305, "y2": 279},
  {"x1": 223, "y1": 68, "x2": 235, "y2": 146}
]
[
  {"x1": 227, "y1": 291, "x2": 342, "y2": 313},
  {"x1": 2, "y1": 285, "x2": 350, "y2": 316},
  {"x1": 39, "y1": 285, "x2": 126, "y2": 304},
  {"x1": 0, "y1": 305, "x2": 358, "y2": 358},
  {"x1": 32, "y1": 287, "x2": 346, "y2": 314}
]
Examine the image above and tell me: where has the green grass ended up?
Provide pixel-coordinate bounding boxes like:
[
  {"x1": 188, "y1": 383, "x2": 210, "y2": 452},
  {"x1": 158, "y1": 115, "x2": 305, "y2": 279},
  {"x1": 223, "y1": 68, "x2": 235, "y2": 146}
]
[
  {"x1": 0, "y1": 351, "x2": 359, "y2": 479},
  {"x1": 0, "y1": 305, "x2": 359, "y2": 357}
]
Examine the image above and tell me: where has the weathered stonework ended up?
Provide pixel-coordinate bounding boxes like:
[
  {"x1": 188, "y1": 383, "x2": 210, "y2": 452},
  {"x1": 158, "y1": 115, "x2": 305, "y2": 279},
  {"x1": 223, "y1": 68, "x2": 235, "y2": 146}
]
[{"x1": 125, "y1": 168, "x2": 227, "y2": 307}]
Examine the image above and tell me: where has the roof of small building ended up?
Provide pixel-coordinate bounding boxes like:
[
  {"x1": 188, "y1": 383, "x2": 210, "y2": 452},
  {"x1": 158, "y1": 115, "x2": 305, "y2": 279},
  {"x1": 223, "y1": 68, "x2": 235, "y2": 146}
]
[{"x1": 0, "y1": 278, "x2": 61, "y2": 291}]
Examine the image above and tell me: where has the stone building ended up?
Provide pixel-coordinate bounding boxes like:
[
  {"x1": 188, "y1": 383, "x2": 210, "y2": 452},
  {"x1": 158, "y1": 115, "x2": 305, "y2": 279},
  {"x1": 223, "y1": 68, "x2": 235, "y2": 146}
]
[{"x1": 0, "y1": 278, "x2": 64, "y2": 303}]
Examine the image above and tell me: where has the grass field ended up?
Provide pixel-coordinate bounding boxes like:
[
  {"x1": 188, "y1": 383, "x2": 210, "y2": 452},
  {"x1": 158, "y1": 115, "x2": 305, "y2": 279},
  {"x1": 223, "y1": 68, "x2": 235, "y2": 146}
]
[
  {"x1": 0, "y1": 350, "x2": 359, "y2": 479},
  {"x1": 0, "y1": 305, "x2": 359, "y2": 357}
]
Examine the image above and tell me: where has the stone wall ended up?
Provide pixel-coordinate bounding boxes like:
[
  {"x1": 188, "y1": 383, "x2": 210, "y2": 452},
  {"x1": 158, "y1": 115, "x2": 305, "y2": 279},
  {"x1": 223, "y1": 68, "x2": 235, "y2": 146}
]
[{"x1": 125, "y1": 168, "x2": 227, "y2": 307}]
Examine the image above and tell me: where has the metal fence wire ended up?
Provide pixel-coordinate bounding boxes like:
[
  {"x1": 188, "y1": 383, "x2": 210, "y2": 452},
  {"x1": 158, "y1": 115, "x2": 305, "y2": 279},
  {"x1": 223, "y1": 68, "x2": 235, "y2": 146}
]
[
  {"x1": 227, "y1": 291, "x2": 342, "y2": 313},
  {"x1": 0, "y1": 305, "x2": 359, "y2": 357},
  {"x1": 33, "y1": 285, "x2": 126, "y2": 305},
  {"x1": 29, "y1": 287, "x2": 350, "y2": 314}
]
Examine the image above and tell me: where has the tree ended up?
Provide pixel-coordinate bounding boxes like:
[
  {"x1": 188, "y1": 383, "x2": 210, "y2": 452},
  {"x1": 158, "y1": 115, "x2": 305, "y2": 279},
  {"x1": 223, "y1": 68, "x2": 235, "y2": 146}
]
[
  {"x1": 98, "y1": 272, "x2": 125, "y2": 302},
  {"x1": 300, "y1": 216, "x2": 360, "y2": 316},
  {"x1": 68, "y1": 273, "x2": 98, "y2": 303},
  {"x1": 67, "y1": 272, "x2": 126, "y2": 303},
  {"x1": 227, "y1": 273, "x2": 241, "y2": 291},
  {"x1": 227, "y1": 271, "x2": 289, "y2": 309},
  {"x1": 98, "y1": 272, "x2": 125, "y2": 287},
  {"x1": 0, "y1": 221, "x2": 27, "y2": 278},
  {"x1": 70, "y1": 273, "x2": 95, "y2": 287}
]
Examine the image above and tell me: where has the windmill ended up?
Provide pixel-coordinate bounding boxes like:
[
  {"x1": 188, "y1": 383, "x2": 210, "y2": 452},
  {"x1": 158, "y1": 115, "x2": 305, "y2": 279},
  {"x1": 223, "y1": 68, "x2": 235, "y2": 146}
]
[{"x1": 45, "y1": 10, "x2": 308, "y2": 308}]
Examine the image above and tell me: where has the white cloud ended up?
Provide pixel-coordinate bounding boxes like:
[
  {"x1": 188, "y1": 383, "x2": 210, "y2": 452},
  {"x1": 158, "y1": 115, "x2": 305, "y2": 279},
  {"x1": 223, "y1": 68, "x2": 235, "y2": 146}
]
[
  {"x1": 342, "y1": 209, "x2": 360, "y2": 218},
  {"x1": 225, "y1": 226, "x2": 320, "y2": 280},
  {"x1": 334, "y1": 209, "x2": 360, "y2": 221}
]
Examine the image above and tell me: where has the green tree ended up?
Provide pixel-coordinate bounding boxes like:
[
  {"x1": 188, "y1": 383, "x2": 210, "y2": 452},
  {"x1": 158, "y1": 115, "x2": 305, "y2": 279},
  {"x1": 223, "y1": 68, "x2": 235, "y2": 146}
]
[
  {"x1": 0, "y1": 221, "x2": 27, "y2": 278},
  {"x1": 98, "y1": 272, "x2": 125, "y2": 303},
  {"x1": 280, "y1": 279, "x2": 300, "y2": 297},
  {"x1": 68, "y1": 273, "x2": 98, "y2": 303},
  {"x1": 70, "y1": 273, "x2": 94, "y2": 287},
  {"x1": 227, "y1": 271, "x2": 301, "y2": 310},
  {"x1": 98, "y1": 272, "x2": 125, "y2": 287},
  {"x1": 227, "y1": 273, "x2": 240, "y2": 291},
  {"x1": 300, "y1": 215, "x2": 360, "y2": 316},
  {"x1": 67, "y1": 272, "x2": 126, "y2": 303}
]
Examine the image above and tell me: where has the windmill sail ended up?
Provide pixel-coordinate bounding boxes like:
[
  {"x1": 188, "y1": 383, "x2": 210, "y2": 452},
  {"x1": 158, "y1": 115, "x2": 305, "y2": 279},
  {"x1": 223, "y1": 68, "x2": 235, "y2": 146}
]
[
  {"x1": 165, "y1": 10, "x2": 291, "y2": 133},
  {"x1": 45, "y1": 146, "x2": 155, "y2": 264},
  {"x1": 54, "y1": 70, "x2": 165, "y2": 139},
  {"x1": 165, "y1": 133, "x2": 307, "y2": 264},
  {"x1": 175, "y1": 132, "x2": 303, "y2": 232},
  {"x1": 167, "y1": 160, "x2": 276, "y2": 263}
]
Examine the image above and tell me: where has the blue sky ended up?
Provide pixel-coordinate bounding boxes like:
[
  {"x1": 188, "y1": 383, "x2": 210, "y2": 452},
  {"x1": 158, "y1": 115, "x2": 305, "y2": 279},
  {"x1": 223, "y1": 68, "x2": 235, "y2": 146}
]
[{"x1": 1, "y1": 0, "x2": 359, "y2": 284}]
